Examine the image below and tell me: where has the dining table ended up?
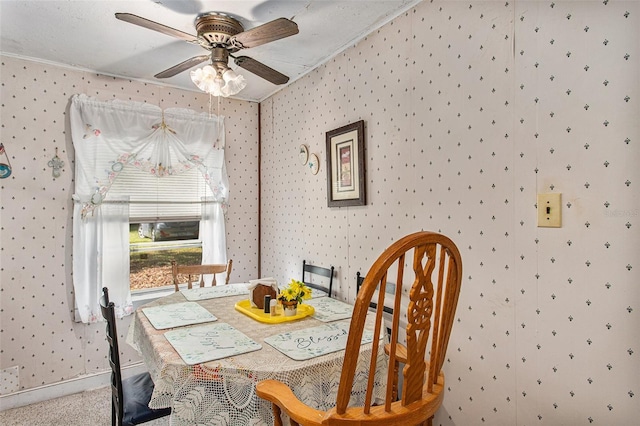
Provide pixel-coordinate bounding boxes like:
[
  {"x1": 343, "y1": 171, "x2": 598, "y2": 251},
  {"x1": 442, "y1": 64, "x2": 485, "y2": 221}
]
[{"x1": 126, "y1": 282, "x2": 388, "y2": 426}]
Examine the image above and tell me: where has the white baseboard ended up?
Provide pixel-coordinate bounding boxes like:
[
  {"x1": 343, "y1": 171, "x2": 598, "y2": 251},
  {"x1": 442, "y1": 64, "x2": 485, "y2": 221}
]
[{"x1": 0, "y1": 363, "x2": 147, "y2": 412}]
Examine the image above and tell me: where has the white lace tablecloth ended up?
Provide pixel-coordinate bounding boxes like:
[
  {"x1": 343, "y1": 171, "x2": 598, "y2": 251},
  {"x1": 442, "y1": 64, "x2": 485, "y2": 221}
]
[{"x1": 127, "y1": 287, "x2": 388, "y2": 426}]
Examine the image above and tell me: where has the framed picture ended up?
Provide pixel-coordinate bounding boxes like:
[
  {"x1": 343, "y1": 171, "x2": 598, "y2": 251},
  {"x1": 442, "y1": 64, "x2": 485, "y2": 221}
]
[{"x1": 325, "y1": 120, "x2": 366, "y2": 207}]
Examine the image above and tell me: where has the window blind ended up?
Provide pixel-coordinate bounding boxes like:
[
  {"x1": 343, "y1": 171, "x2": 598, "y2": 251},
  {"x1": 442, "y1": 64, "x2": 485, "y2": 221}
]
[{"x1": 106, "y1": 165, "x2": 213, "y2": 222}]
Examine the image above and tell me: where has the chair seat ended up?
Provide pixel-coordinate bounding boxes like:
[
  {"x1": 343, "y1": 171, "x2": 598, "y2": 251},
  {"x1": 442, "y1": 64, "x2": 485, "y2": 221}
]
[{"x1": 122, "y1": 372, "x2": 171, "y2": 426}]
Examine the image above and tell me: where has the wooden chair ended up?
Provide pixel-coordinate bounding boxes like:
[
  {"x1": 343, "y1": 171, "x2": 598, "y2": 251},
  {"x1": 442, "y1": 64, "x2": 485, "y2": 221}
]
[
  {"x1": 302, "y1": 260, "x2": 334, "y2": 298},
  {"x1": 171, "y1": 259, "x2": 233, "y2": 291},
  {"x1": 100, "y1": 287, "x2": 171, "y2": 426},
  {"x1": 257, "y1": 231, "x2": 462, "y2": 426}
]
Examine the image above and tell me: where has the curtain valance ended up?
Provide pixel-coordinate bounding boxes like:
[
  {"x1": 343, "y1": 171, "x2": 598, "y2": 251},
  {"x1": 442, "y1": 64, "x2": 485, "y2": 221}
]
[{"x1": 70, "y1": 94, "x2": 227, "y2": 217}]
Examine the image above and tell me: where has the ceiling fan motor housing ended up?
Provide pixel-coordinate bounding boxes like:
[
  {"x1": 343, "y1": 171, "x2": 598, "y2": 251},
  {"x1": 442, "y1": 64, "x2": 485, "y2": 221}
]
[
  {"x1": 210, "y1": 48, "x2": 231, "y2": 73},
  {"x1": 195, "y1": 12, "x2": 244, "y2": 50}
]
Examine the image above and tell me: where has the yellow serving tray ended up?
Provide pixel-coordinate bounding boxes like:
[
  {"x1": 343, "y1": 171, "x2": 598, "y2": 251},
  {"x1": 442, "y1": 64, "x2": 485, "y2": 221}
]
[{"x1": 234, "y1": 299, "x2": 314, "y2": 323}]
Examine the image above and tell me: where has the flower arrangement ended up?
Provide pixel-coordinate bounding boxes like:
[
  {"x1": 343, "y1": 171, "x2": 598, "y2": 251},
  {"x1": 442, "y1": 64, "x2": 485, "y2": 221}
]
[{"x1": 278, "y1": 279, "x2": 312, "y2": 305}]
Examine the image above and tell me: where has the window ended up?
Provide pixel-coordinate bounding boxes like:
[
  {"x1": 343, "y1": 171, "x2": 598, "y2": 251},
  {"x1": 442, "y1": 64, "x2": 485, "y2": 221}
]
[
  {"x1": 70, "y1": 95, "x2": 227, "y2": 323},
  {"x1": 129, "y1": 221, "x2": 202, "y2": 291},
  {"x1": 107, "y1": 166, "x2": 213, "y2": 292}
]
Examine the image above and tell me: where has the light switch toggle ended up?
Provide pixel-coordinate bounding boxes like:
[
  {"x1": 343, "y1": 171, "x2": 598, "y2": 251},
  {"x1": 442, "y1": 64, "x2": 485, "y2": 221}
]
[{"x1": 537, "y1": 193, "x2": 562, "y2": 227}]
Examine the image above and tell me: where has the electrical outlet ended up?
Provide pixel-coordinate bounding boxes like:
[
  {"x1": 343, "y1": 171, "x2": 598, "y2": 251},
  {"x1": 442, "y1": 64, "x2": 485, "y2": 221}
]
[{"x1": 537, "y1": 193, "x2": 562, "y2": 227}]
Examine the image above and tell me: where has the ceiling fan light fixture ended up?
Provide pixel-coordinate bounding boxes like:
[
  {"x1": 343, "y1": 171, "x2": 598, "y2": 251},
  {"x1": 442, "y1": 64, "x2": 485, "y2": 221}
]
[
  {"x1": 190, "y1": 64, "x2": 246, "y2": 97},
  {"x1": 190, "y1": 65, "x2": 219, "y2": 92},
  {"x1": 221, "y1": 68, "x2": 247, "y2": 96}
]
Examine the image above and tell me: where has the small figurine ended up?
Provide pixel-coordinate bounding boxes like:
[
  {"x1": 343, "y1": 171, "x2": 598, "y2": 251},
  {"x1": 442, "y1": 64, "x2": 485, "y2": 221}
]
[{"x1": 47, "y1": 148, "x2": 64, "y2": 178}]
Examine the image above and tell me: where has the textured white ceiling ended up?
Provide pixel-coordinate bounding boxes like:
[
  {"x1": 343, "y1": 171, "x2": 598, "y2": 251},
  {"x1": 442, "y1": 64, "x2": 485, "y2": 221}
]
[{"x1": 0, "y1": 0, "x2": 420, "y2": 102}]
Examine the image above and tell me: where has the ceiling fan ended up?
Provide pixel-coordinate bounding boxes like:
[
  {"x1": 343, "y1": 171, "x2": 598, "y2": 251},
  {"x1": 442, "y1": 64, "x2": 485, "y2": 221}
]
[{"x1": 115, "y1": 12, "x2": 299, "y2": 88}]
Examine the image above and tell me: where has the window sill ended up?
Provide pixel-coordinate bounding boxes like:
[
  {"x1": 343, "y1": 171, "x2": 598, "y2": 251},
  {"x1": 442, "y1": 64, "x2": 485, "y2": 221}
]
[
  {"x1": 131, "y1": 285, "x2": 176, "y2": 310},
  {"x1": 73, "y1": 285, "x2": 181, "y2": 322}
]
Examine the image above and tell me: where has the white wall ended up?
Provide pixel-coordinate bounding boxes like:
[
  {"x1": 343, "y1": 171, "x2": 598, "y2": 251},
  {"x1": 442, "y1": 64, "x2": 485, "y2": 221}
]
[
  {"x1": 0, "y1": 56, "x2": 259, "y2": 394},
  {"x1": 259, "y1": 1, "x2": 639, "y2": 425}
]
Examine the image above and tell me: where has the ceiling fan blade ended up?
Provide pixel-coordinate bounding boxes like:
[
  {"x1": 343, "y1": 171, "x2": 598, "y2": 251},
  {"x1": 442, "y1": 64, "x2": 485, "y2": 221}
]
[
  {"x1": 155, "y1": 55, "x2": 210, "y2": 78},
  {"x1": 115, "y1": 13, "x2": 196, "y2": 43},
  {"x1": 234, "y1": 56, "x2": 289, "y2": 85},
  {"x1": 231, "y1": 18, "x2": 299, "y2": 49}
]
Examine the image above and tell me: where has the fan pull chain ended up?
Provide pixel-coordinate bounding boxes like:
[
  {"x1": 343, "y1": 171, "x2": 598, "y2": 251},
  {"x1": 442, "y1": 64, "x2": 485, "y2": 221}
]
[
  {"x1": 207, "y1": 94, "x2": 223, "y2": 147},
  {"x1": 216, "y1": 95, "x2": 223, "y2": 147}
]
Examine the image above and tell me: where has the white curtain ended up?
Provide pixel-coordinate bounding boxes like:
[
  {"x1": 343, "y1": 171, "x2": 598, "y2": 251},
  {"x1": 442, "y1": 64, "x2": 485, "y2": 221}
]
[
  {"x1": 70, "y1": 94, "x2": 228, "y2": 323},
  {"x1": 200, "y1": 195, "x2": 228, "y2": 286},
  {"x1": 72, "y1": 197, "x2": 131, "y2": 321}
]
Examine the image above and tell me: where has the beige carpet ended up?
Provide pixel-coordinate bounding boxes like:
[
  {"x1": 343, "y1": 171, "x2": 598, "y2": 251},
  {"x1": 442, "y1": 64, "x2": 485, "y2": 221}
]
[{"x1": 0, "y1": 386, "x2": 170, "y2": 426}]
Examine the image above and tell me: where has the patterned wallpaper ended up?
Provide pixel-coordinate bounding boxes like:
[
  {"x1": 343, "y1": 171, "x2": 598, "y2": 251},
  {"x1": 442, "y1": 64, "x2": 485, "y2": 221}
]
[
  {"x1": 0, "y1": 56, "x2": 259, "y2": 392},
  {"x1": 260, "y1": 1, "x2": 638, "y2": 425},
  {"x1": 0, "y1": 1, "x2": 637, "y2": 425}
]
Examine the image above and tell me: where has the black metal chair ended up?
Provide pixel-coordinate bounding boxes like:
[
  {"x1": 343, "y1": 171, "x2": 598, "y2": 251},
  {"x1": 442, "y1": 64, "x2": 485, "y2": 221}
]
[
  {"x1": 100, "y1": 287, "x2": 171, "y2": 426},
  {"x1": 356, "y1": 271, "x2": 395, "y2": 315},
  {"x1": 301, "y1": 260, "x2": 335, "y2": 298}
]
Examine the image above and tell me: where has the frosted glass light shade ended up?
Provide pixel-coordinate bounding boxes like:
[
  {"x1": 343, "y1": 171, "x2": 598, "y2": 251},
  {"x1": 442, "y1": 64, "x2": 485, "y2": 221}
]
[
  {"x1": 221, "y1": 69, "x2": 247, "y2": 96},
  {"x1": 191, "y1": 65, "x2": 246, "y2": 97}
]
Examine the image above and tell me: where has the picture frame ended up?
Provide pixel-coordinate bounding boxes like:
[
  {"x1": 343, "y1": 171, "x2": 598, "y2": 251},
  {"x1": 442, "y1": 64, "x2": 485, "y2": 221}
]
[{"x1": 325, "y1": 120, "x2": 366, "y2": 207}]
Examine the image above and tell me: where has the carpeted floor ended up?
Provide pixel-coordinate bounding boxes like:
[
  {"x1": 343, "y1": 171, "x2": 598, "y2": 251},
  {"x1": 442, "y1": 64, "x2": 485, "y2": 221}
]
[{"x1": 0, "y1": 386, "x2": 170, "y2": 426}]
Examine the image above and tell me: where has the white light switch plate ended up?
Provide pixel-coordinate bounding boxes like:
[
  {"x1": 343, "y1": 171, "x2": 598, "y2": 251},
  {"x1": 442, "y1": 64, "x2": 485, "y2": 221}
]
[{"x1": 537, "y1": 193, "x2": 562, "y2": 227}]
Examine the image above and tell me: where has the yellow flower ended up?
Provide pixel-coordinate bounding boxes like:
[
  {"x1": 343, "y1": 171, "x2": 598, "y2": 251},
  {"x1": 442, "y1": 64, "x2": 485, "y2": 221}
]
[{"x1": 278, "y1": 279, "x2": 312, "y2": 304}]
